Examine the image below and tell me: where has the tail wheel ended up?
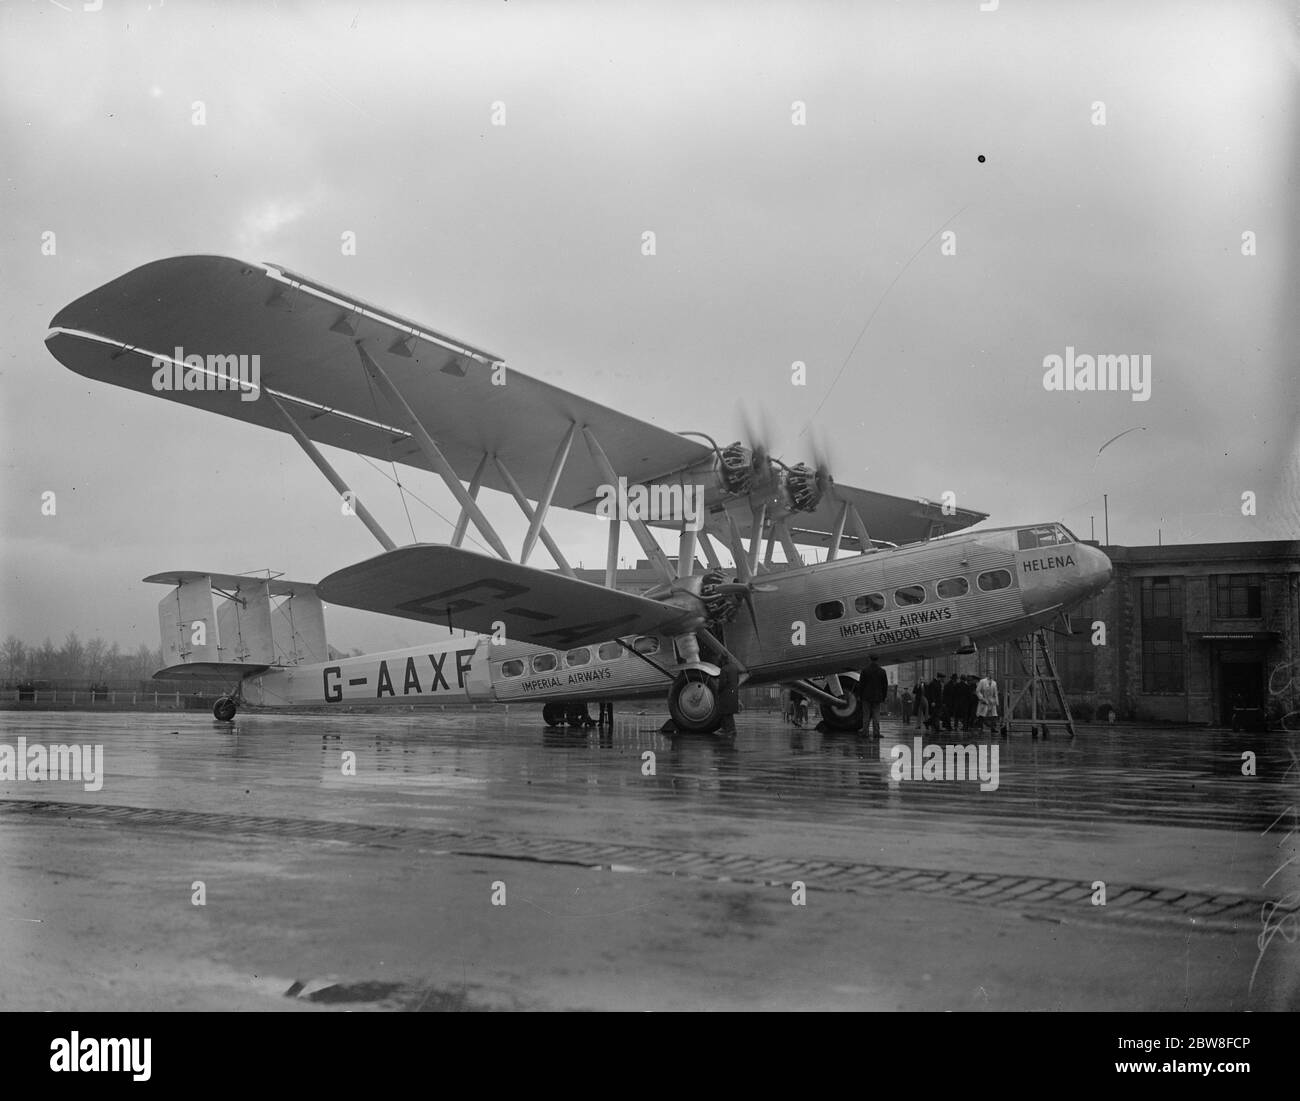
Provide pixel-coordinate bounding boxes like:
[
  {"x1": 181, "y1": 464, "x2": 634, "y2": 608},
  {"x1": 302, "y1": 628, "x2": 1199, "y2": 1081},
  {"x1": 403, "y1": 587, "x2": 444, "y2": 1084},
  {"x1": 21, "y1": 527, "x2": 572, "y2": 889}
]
[
  {"x1": 542, "y1": 702, "x2": 566, "y2": 726},
  {"x1": 818, "y1": 673, "x2": 862, "y2": 731},
  {"x1": 668, "y1": 670, "x2": 723, "y2": 734},
  {"x1": 213, "y1": 696, "x2": 238, "y2": 722}
]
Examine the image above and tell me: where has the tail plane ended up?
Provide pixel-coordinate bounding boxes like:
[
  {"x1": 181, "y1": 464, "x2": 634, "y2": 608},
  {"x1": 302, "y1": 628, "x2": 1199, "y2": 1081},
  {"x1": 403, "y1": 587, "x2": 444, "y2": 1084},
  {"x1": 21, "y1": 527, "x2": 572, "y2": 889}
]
[{"x1": 146, "y1": 571, "x2": 328, "y2": 679}]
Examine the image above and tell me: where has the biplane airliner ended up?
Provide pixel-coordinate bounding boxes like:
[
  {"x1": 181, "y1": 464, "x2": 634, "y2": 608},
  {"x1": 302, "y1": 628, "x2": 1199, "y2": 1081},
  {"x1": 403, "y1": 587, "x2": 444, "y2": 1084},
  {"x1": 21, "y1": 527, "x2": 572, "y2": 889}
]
[{"x1": 45, "y1": 256, "x2": 1112, "y2": 733}]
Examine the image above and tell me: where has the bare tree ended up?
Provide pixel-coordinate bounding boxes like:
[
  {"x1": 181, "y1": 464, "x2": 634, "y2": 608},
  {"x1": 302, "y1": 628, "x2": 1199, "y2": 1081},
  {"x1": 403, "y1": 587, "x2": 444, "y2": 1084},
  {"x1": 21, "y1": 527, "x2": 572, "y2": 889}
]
[
  {"x1": 134, "y1": 642, "x2": 158, "y2": 679},
  {"x1": 85, "y1": 636, "x2": 108, "y2": 681},
  {"x1": 35, "y1": 638, "x2": 58, "y2": 680},
  {"x1": 60, "y1": 632, "x2": 85, "y2": 680},
  {"x1": 105, "y1": 641, "x2": 124, "y2": 679},
  {"x1": 2, "y1": 635, "x2": 24, "y2": 682}
]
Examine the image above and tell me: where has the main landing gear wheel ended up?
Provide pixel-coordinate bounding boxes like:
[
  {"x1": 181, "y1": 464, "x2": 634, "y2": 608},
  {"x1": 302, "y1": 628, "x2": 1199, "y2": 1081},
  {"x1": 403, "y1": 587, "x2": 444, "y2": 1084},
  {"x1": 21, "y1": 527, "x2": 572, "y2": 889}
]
[
  {"x1": 565, "y1": 701, "x2": 595, "y2": 727},
  {"x1": 542, "y1": 702, "x2": 566, "y2": 726},
  {"x1": 213, "y1": 696, "x2": 238, "y2": 722},
  {"x1": 818, "y1": 674, "x2": 862, "y2": 732},
  {"x1": 668, "y1": 670, "x2": 723, "y2": 734}
]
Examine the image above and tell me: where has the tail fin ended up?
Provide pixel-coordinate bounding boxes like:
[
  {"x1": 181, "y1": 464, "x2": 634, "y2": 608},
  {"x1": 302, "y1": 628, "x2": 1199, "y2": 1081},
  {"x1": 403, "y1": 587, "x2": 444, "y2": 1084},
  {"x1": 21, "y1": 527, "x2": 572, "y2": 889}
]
[{"x1": 145, "y1": 571, "x2": 329, "y2": 675}]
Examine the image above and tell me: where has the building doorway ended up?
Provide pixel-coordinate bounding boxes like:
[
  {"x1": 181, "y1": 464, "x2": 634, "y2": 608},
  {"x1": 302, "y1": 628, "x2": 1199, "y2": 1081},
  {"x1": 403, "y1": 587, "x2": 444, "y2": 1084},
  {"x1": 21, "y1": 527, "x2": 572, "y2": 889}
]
[{"x1": 1219, "y1": 658, "x2": 1264, "y2": 724}]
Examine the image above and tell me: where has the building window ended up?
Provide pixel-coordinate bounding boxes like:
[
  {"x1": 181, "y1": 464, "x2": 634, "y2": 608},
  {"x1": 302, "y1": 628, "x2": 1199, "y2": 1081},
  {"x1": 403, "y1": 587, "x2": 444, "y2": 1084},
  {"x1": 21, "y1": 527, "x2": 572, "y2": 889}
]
[
  {"x1": 1141, "y1": 576, "x2": 1184, "y2": 693},
  {"x1": 936, "y1": 577, "x2": 969, "y2": 599},
  {"x1": 854, "y1": 593, "x2": 885, "y2": 614},
  {"x1": 894, "y1": 585, "x2": 926, "y2": 606},
  {"x1": 1215, "y1": 574, "x2": 1261, "y2": 618},
  {"x1": 815, "y1": 600, "x2": 844, "y2": 621},
  {"x1": 531, "y1": 653, "x2": 558, "y2": 674},
  {"x1": 978, "y1": 569, "x2": 1013, "y2": 592}
]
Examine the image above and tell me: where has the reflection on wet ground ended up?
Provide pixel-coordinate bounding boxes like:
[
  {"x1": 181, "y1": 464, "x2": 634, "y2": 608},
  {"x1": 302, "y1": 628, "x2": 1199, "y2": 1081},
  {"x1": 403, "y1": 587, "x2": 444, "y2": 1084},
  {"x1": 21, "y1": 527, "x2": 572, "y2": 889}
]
[
  {"x1": 1, "y1": 709, "x2": 1296, "y2": 1010},
  {"x1": 5, "y1": 709, "x2": 1287, "y2": 829}
]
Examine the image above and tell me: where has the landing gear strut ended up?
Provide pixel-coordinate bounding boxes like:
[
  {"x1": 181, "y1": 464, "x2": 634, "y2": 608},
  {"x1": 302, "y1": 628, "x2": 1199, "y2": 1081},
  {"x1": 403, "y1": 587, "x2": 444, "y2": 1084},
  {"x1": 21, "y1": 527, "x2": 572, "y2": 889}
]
[
  {"x1": 668, "y1": 670, "x2": 723, "y2": 734},
  {"x1": 213, "y1": 696, "x2": 238, "y2": 722}
]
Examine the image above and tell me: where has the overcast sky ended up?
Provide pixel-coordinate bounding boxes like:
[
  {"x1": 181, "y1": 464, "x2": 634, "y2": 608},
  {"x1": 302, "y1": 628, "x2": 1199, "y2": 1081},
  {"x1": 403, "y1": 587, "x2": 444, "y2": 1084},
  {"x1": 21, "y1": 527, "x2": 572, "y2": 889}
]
[{"x1": 2, "y1": 0, "x2": 1296, "y2": 657}]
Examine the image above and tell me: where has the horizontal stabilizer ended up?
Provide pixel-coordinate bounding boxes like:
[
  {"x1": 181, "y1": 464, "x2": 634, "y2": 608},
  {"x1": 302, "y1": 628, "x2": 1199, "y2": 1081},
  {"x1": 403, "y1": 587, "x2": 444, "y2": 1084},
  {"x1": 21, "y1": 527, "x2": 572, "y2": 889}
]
[
  {"x1": 144, "y1": 570, "x2": 318, "y2": 599},
  {"x1": 319, "y1": 544, "x2": 696, "y2": 650},
  {"x1": 153, "y1": 662, "x2": 270, "y2": 682}
]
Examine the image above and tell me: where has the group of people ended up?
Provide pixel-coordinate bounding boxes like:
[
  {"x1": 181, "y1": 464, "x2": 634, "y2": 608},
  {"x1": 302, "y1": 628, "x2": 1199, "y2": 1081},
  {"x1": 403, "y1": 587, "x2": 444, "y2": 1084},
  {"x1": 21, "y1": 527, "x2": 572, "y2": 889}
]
[
  {"x1": 779, "y1": 660, "x2": 1001, "y2": 737},
  {"x1": 910, "y1": 672, "x2": 1000, "y2": 733}
]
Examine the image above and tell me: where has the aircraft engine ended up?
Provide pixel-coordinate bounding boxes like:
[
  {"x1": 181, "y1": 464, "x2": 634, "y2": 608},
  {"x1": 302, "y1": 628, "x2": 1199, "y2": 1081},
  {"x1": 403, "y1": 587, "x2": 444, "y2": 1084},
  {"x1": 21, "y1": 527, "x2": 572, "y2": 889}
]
[
  {"x1": 699, "y1": 569, "x2": 738, "y2": 628},
  {"x1": 782, "y1": 460, "x2": 833, "y2": 513},
  {"x1": 719, "y1": 442, "x2": 754, "y2": 495}
]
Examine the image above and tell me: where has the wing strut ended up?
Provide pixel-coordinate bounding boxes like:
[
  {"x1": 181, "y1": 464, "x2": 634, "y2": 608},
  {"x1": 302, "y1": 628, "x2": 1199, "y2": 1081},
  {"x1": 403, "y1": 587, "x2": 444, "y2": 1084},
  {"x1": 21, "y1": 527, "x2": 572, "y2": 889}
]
[
  {"x1": 451, "y1": 452, "x2": 490, "y2": 549},
  {"x1": 520, "y1": 423, "x2": 577, "y2": 565},
  {"x1": 847, "y1": 504, "x2": 873, "y2": 555},
  {"x1": 775, "y1": 518, "x2": 803, "y2": 567},
  {"x1": 604, "y1": 515, "x2": 621, "y2": 589},
  {"x1": 494, "y1": 458, "x2": 576, "y2": 577},
  {"x1": 267, "y1": 394, "x2": 397, "y2": 552},
  {"x1": 355, "y1": 343, "x2": 512, "y2": 561},
  {"x1": 748, "y1": 503, "x2": 768, "y2": 576},
  {"x1": 698, "y1": 531, "x2": 723, "y2": 571},
  {"x1": 583, "y1": 427, "x2": 675, "y2": 585},
  {"x1": 724, "y1": 510, "x2": 753, "y2": 583},
  {"x1": 677, "y1": 521, "x2": 698, "y2": 579},
  {"x1": 826, "y1": 500, "x2": 850, "y2": 562}
]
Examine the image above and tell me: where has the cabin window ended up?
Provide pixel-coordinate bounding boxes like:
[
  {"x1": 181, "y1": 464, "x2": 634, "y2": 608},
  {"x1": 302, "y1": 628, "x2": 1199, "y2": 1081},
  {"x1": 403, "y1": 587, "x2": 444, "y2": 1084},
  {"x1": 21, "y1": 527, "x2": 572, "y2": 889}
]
[
  {"x1": 531, "y1": 653, "x2": 558, "y2": 673},
  {"x1": 1017, "y1": 525, "x2": 1069, "y2": 550},
  {"x1": 565, "y1": 647, "x2": 591, "y2": 667},
  {"x1": 597, "y1": 642, "x2": 623, "y2": 661},
  {"x1": 894, "y1": 585, "x2": 926, "y2": 606},
  {"x1": 500, "y1": 659, "x2": 525, "y2": 678},
  {"x1": 815, "y1": 600, "x2": 844, "y2": 621},
  {"x1": 978, "y1": 569, "x2": 1013, "y2": 592},
  {"x1": 936, "y1": 577, "x2": 969, "y2": 599},
  {"x1": 633, "y1": 636, "x2": 660, "y2": 655},
  {"x1": 854, "y1": 593, "x2": 885, "y2": 614}
]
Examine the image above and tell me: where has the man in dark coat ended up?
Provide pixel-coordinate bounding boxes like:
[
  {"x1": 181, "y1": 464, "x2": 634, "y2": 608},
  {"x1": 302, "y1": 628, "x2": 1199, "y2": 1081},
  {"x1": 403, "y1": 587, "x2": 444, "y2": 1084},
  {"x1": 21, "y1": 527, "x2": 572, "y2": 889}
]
[
  {"x1": 859, "y1": 654, "x2": 890, "y2": 738},
  {"x1": 942, "y1": 673, "x2": 961, "y2": 731},
  {"x1": 717, "y1": 659, "x2": 740, "y2": 734},
  {"x1": 925, "y1": 673, "x2": 944, "y2": 732},
  {"x1": 964, "y1": 676, "x2": 980, "y2": 731}
]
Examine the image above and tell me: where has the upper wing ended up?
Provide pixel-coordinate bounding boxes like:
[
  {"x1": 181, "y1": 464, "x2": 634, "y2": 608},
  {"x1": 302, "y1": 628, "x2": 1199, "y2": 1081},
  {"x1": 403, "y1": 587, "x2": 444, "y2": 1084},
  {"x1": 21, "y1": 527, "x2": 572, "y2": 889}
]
[
  {"x1": 47, "y1": 255, "x2": 986, "y2": 548},
  {"x1": 47, "y1": 255, "x2": 712, "y2": 510},
  {"x1": 318, "y1": 544, "x2": 698, "y2": 649}
]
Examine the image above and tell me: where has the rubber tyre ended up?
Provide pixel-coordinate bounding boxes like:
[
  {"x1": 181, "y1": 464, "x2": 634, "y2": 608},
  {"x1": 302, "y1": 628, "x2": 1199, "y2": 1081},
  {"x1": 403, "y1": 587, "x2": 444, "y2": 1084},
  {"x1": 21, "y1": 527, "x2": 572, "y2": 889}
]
[
  {"x1": 565, "y1": 701, "x2": 593, "y2": 727},
  {"x1": 818, "y1": 673, "x2": 862, "y2": 732},
  {"x1": 213, "y1": 696, "x2": 238, "y2": 722},
  {"x1": 542, "y1": 702, "x2": 566, "y2": 726},
  {"x1": 668, "y1": 671, "x2": 723, "y2": 734}
]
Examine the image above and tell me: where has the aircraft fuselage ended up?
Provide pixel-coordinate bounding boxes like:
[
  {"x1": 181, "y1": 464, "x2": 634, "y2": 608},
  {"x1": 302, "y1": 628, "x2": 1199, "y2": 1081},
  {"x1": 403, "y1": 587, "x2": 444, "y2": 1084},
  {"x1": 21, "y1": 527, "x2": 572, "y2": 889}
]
[{"x1": 240, "y1": 523, "x2": 1111, "y2": 708}]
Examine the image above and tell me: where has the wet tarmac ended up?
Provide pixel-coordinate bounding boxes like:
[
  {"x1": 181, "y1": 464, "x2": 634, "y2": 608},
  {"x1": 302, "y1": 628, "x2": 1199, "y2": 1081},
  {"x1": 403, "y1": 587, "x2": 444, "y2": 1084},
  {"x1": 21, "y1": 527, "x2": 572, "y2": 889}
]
[{"x1": 1, "y1": 709, "x2": 1296, "y2": 1011}]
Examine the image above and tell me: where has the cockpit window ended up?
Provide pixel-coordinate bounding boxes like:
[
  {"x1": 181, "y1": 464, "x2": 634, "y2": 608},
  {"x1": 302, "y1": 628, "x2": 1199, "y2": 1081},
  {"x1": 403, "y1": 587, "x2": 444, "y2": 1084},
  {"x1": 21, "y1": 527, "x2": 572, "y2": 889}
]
[{"x1": 1017, "y1": 525, "x2": 1073, "y2": 550}]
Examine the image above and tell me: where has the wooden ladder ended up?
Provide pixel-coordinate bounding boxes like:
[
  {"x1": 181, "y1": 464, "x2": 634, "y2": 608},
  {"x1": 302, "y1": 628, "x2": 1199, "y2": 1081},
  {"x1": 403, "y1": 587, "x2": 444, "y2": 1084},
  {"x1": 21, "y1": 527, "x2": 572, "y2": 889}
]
[{"x1": 1002, "y1": 629, "x2": 1076, "y2": 737}]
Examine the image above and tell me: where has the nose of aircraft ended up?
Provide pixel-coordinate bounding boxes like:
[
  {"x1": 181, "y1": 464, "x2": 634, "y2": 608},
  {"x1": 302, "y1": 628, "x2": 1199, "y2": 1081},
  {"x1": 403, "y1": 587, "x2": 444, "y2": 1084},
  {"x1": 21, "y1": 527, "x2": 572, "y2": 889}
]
[
  {"x1": 1019, "y1": 540, "x2": 1114, "y2": 615},
  {"x1": 1077, "y1": 543, "x2": 1113, "y2": 595}
]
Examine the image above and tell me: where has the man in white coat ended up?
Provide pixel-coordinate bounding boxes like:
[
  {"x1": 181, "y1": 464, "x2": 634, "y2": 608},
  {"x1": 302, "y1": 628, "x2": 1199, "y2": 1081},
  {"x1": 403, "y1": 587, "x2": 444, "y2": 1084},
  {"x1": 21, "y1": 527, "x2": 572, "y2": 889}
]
[{"x1": 976, "y1": 673, "x2": 1000, "y2": 734}]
